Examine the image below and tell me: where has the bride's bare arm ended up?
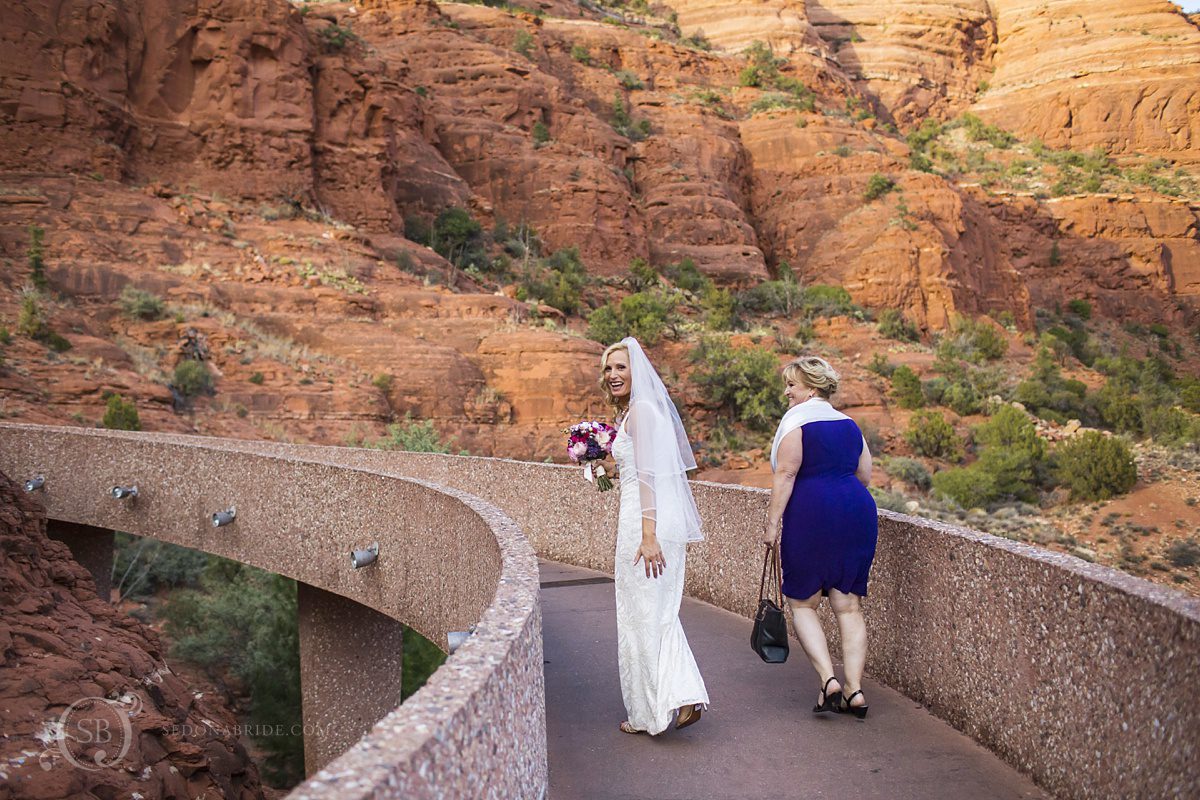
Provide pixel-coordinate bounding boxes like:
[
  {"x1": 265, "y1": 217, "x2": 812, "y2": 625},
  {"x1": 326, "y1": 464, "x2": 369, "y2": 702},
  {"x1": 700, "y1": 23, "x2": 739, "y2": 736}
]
[{"x1": 627, "y1": 402, "x2": 666, "y2": 578}]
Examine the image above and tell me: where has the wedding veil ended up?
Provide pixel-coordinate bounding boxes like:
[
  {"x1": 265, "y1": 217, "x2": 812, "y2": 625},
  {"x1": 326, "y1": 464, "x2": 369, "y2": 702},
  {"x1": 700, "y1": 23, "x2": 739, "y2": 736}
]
[{"x1": 622, "y1": 337, "x2": 703, "y2": 544}]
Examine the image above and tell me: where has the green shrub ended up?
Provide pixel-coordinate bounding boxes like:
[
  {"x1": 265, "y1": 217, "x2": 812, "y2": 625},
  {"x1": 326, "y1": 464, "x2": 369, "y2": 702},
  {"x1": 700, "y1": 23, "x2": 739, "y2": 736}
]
[
  {"x1": 932, "y1": 465, "x2": 997, "y2": 509},
  {"x1": 518, "y1": 246, "x2": 588, "y2": 314},
  {"x1": 1067, "y1": 298, "x2": 1092, "y2": 320},
  {"x1": 936, "y1": 316, "x2": 1008, "y2": 367},
  {"x1": 890, "y1": 366, "x2": 924, "y2": 409},
  {"x1": 586, "y1": 304, "x2": 625, "y2": 345},
  {"x1": 368, "y1": 415, "x2": 459, "y2": 453},
  {"x1": 570, "y1": 44, "x2": 591, "y2": 64},
  {"x1": 881, "y1": 456, "x2": 931, "y2": 491},
  {"x1": 921, "y1": 375, "x2": 949, "y2": 404},
  {"x1": 700, "y1": 284, "x2": 737, "y2": 331},
  {"x1": 372, "y1": 373, "x2": 393, "y2": 393},
  {"x1": 959, "y1": 113, "x2": 1016, "y2": 149},
  {"x1": 868, "y1": 353, "x2": 895, "y2": 378},
  {"x1": 431, "y1": 207, "x2": 486, "y2": 270},
  {"x1": 318, "y1": 23, "x2": 357, "y2": 50},
  {"x1": 102, "y1": 394, "x2": 140, "y2": 431},
  {"x1": 1053, "y1": 431, "x2": 1137, "y2": 501},
  {"x1": 17, "y1": 290, "x2": 45, "y2": 338},
  {"x1": 27, "y1": 225, "x2": 48, "y2": 290},
  {"x1": 942, "y1": 381, "x2": 981, "y2": 416},
  {"x1": 249, "y1": 371, "x2": 265, "y2": 385},
  {"x1": 118, "y1": 286, "x2": 166, "y2": 320},
  {"x1": 663, "y1": 257, "x2": 709, "y2": 294},
  {"x1": 614, "y1": 69, "x2": 644, "y2": 90},
  {"x1": 514, "y1": 29, "x2": 535, "y2": 58},
  {"x1": 1166, "y1": 539, "x2": 1200, "y2": 569},
  {"x1": 905, "y1": 410, "x2": 962, "y2": 460},
  {"x1": 532, "y1": 121, "x2": 550, "y2": 146},
  {"x1": 112, "y1": 532, "x2": 210, "y2": 600},
  {"x1": 587, "y1": 289, "x2": 679, "y2": 346},
  {"x1": 800, "y1": 284, "x2": 859, "y2": 318},
  {"x1": 869, "y1": 486, "x2": 908, "y2": 513},
  {"x1": 863, "y1": 173, "x2": 896, "y2": 202},
  {"x1": 173, "y1": 360, "x2": 215, "y2": 398},
  {"x1": 403, "y1": 627, "x2": 447, "y2": 700},
  {"x1": 0, "y1": 327, "x2": 9, "y2": 345},
  {"x1": 974, "y1": 407, "x2": 1051, "y2": 501},
  {"x1": 737, "y1": 280, "x2": 801, "y2": 317},
  {"x1": 691, "y1": 337, "x2": 785, "y2": 430},
  {"x1": 625, "y1": 258, "x2": 659, "y2": 292},
  {"x1": 878, "y1": 308, "x2": 918, "y2": 341},
  {"x1": 611, "y1": 93, "x2": 650, "y2": 141},
  {"x1": 163, "y1": 561, "x2": 303, "y2": 784},
  {"x1": 404, "y1": 215, "x2": 432, "y2": 245}
]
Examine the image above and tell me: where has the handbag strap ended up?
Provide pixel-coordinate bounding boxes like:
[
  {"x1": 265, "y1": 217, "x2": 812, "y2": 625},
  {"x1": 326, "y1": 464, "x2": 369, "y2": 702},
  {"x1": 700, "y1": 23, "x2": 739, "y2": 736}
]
[{"x1": 759, "y1": 545, "x2": 784, "y2": 606}]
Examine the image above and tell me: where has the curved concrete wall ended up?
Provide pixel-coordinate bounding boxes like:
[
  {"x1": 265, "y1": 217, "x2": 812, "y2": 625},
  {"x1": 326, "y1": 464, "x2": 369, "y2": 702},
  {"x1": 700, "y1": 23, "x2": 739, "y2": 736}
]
[
  {"x1": 258, "y1": 443, "x2": 1198, "y2": 800},
  {"x1": 0, "y1": 424, "x2": 547, "y2": 800}
]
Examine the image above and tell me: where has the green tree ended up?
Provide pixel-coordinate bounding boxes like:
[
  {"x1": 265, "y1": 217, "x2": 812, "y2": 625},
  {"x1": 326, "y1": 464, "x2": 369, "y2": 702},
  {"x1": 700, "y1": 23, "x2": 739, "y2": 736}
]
[
  {"x1": 691, "y1": 337, "x2": 785, "y2": 430},
  {"x1": 972, "y1": 405, "x2": 1047, "y2": 501},
  {"x1": 431, "y1": 207, "x2": 485, "y2": 270},
  {"x1": 102, "y1": 394, "x2": 141, "y2": 431},
  {"x1": 173, "y1": 360, "x2": 214, "y2": 398},
  {"x1": 878, "y1": 308, "x2": 918, "y2": 341},
  {"x1": 905, "y1": 410, "x2": 962, "y2": 460},
  {"x1": 118, "y1": 286, "x2": 166, "y2": 320},
  {"x1": 863, "y1": 173, "x2": 896, "y2": 202},
  {"x1": 1053, "y1": 431, "x2": 1137, "y2": 501},
  {"x1": 532, "y1": 121, "x2": 550, "y2": 146},
  {"x1": 932, "y1": 465, "x2": 997, "y2": 509},
  {"x1": 890, "y1": 366, "x2": 924, "y2": 409}
]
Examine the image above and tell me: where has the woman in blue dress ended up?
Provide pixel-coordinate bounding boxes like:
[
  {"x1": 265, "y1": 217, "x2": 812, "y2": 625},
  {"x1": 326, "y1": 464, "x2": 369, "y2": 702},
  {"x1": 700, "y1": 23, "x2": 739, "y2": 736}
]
[{"x1": 762, "y1": 356, "x2": 877, "y2": 718}]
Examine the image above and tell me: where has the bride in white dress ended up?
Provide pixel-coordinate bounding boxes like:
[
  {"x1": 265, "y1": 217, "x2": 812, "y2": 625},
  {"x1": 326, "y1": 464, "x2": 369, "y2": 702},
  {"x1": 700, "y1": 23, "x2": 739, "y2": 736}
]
[{"x1": 601, "y1": 337, "x2": 709, "y2": 735}]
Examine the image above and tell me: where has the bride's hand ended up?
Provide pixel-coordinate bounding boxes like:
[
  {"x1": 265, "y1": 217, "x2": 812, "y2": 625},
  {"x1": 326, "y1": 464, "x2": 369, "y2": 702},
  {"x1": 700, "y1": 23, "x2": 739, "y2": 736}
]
[{"x1": 634, "y1": 537, "x2": 666, "y2": 579}]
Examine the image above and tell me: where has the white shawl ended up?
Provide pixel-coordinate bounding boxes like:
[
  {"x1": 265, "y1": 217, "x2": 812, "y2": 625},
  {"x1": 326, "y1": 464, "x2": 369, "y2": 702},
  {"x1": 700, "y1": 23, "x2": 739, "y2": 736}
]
[{"x1": 769, "y1": 398, "x2": 851, "y2": 471}]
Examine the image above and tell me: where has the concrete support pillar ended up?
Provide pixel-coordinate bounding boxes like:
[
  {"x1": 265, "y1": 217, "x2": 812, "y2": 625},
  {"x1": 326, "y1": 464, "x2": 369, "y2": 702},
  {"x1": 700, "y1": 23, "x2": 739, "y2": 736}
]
[
  {"x1": 297, "y1": 582, "x2": 406, "y2": 775},
  {"x1": 47, "y1": 520, "x2": 114, "y2": 601}
]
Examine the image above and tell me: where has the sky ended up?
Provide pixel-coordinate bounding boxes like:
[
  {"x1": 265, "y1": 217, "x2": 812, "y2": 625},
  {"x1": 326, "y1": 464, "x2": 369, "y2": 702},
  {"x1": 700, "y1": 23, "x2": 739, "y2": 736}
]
[{"x1": 1175, "y1": 1, "x2": 1200, "y2": 12}]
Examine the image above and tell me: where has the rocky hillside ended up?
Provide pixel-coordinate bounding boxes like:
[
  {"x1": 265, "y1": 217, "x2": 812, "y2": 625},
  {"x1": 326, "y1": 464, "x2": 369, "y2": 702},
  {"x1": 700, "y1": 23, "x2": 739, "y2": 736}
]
[
  {"x1": 0, "y1": 470, "x2": 264, "y2": 799},
  {"x1": 0, "y1": 0, "x2": 1197, "y2": 586}
]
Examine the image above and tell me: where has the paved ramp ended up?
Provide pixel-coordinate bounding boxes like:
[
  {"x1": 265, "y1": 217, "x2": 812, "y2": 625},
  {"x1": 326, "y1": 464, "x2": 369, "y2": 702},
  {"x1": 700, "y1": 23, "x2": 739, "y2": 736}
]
[{"x1": 540, "y1": 561, "x2": 1048, "y2": 800}]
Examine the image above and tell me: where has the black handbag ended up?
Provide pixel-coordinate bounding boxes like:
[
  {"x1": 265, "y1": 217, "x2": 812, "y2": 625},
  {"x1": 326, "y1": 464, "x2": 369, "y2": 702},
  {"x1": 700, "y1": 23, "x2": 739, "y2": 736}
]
[{"x1": 750, "y1": 546, "x2": 789, "y2": 663}]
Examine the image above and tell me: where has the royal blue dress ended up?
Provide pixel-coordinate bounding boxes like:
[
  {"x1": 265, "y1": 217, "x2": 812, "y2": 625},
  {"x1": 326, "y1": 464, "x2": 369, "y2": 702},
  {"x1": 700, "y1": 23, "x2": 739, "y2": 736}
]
[{"x1": 780, "y1": 418, "x2": 878, "y2": 599}]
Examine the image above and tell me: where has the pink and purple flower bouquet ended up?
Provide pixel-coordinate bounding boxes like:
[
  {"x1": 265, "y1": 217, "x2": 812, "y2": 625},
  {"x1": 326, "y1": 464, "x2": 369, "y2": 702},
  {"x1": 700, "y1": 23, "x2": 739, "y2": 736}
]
[{"x1": 566, "y1": 420, "x2": 616, "y2": 492}]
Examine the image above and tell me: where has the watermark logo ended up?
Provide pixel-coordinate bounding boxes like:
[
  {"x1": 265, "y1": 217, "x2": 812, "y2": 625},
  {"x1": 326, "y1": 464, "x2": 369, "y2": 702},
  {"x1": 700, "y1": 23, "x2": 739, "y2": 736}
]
[{"x1": 38, "y1": 694, "x2": 142, "y2": 772}]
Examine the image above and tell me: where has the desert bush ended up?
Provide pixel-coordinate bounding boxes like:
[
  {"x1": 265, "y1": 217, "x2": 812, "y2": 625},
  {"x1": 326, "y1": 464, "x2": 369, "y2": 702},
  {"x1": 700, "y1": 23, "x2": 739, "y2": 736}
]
[
  {"x1": 625, "y1": 258, "x2": 659, "y2": 292},
  {"x1": 532, "y1": 121, "x2": 550, "y2": 146},
  {"x1": 372, "y1": 373, "x2": 393, "y2": 394},
  {"x1": 518, "y1": 246, "x2": 588, "y2": 314},
  {"x1": 905, "y1": 410, "x2": 962, "y2": 460},
  {"x1": 514, "y1": 29, "x2": 535, "y2": 57},
  {"x1": 890, "y1": 366, "x2": 924, "y2": 409},
  {"x1": 173, "y1": 360, "x2": 214, "y2": 398},
  {"x1": 1167, "y1": 538, "x2": 1200, "y2": 569},
  {"x1": 587, "y1": 289, "x2": 679, "y2": 346},
  {"x1": 700, "y1": 284, "x2": 737, "y2": 331},
  {"x1": 867, "y1": 353, "x2": 895, "y2": 378},
  {"x1": 958, "y1": 113, "x2": 1016, "y2": 148},
  {"x1": 737, "y1": 280, "x2": 801, "y2": 317},
  {"x1": 570, "y1": 44, "x2": 591, "y2": 64},
  {"x1": 163, "y1": 561, "x2": 303, "y2": 784},
  {"x1": 102, "y1": 394, "x2": 140, "y2": 431},
  {"x1": 932, "y1": 465, "x2": 997, "y2": 509},
  {"x1": 939, "y1": 316, "x2": 1008, "y2": 364},
  {"x1": 1053, "y1": 431, "x2": 1137, "y2": 501},
  {"x1": 972, "y1": 406, "x2": 1047, "y2": 501},
  {"x1": 27, "y1": 225, "x2": 47, "y2": 290},
  {"x1": 691, "y1": 337, "x2": 785, "y2": 430},
  {"x1": 881, "y1": 456, "x2": 931, "y2": 491},
  {"x1": 863, "y1": 173, "x2": 896, "y2": 202},
  {"x1": 942, "y1": 381, "x2": 981, "y2": 416},
  {"x1": 800, "y1": 284, "x2": 859, "y2": 319},
  {"x1": 921, "y1": 375, "x2": 949, "y2": 404},
  {"x1": 318, "y1": 23, "x2": 357, "y2": 51},
  {"x1": 877, "y1": 308, "x2": 918, "y2": 341},
  {"x1": 119, "y1": 286, "x2": 166, "y2": 320},
  {"x1": 249, "y1": 371, "x2": 265, "y2": 385},
  {"x1": 431, "y1": 207, "x2": 486, "y2": 270},
  {"x1": 1067, "y1": 298, "x2": 1092, "y2": 320},
  {"x1": 662, "y1": 257, "x2": 709, "y2": 294},
  {"x1": 112, "y1": 532, "x2": 210, "y2": 600},
  {"x1": 613, "y1": 69, "x2": 644, "y2": 90},
  {"x1": 17, "y1": 289, "x2": 46, "y2": 338},
  {"x1": 611, "y1": 92, "x2": 650, "y2": 141},
  {"x1": 369, "y1": 415, "x2": 459, "y2": 453}
]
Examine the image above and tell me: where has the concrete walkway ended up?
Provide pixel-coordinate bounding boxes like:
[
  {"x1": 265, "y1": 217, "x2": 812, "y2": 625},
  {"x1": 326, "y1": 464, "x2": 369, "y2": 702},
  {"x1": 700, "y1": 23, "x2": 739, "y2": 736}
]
[{"x1": 540, "y1": 561, "x2": 1049, "y2": 800}]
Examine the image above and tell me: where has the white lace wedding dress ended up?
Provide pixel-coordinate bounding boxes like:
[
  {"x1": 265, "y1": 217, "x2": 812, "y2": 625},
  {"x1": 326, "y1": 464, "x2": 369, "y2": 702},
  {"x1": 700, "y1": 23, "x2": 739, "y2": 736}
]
[{"x1": 613, "y1": 422, "x2": 709, "y2": 734}]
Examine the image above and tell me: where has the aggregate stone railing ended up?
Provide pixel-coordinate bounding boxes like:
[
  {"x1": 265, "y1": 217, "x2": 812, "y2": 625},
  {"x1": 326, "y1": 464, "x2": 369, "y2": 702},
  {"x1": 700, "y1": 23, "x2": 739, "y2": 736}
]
[
  {"x1": 0, "y1": 424, "x2": 547, "y2": 800},
  {"x1": 252, "y1": 443, "x2": 1197, "y2": 800}
]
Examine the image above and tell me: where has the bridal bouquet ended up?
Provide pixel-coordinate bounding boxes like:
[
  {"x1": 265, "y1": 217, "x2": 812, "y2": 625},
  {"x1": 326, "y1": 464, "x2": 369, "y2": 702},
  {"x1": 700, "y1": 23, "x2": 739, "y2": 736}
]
[{"x1": 566, "y1": 421, "x2": 616, "y2": 492}]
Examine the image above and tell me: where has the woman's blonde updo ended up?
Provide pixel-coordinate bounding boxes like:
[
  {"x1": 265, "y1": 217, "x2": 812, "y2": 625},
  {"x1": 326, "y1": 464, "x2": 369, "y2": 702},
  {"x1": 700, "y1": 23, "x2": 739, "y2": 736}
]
[
  {"x1": 599, "y1": 341, "x2": 629, "y2": 409},
  {"x1": 783, "y1": 355, "x2": 840, "y2": 399}
]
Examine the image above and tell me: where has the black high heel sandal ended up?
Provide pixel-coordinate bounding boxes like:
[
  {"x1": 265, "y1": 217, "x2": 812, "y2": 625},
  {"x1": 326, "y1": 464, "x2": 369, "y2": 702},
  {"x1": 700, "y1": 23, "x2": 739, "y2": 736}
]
[
  {"x1": 813, "y1": 676, "x2": 842, "y2": 713},
  {"x1": 837, "y1": 689, "x2": 869, "y2": 719}
]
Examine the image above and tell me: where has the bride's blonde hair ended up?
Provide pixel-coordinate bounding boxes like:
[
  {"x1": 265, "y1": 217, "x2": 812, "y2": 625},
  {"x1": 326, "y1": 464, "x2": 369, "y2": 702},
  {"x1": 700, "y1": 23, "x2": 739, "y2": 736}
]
[{"x1": 599, "y1": 341, "x2": 629, "y2": 410}]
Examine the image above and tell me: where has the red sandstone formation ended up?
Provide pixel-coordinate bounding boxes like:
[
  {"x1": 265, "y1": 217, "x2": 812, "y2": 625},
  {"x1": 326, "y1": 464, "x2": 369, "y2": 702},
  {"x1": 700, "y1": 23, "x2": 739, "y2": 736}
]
[{"x1": 0, "y1": 471, "x2": 264, "y2": 799}]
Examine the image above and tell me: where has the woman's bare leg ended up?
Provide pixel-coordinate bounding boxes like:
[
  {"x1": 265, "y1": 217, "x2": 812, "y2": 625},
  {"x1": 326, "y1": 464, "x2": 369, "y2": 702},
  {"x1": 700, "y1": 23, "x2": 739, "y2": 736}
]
[
  {"x1": 829, "y1": 589, "x2": 866, "y2": 706},
  {"x1": 787, "y1": 592, "x2": 840, "y2": 705}
]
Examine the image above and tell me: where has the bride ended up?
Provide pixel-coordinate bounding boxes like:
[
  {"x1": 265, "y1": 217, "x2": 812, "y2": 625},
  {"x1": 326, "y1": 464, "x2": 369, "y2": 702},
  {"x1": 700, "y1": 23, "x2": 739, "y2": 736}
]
[{"x1": 600, "y1": 337, "x2": 709, "y2": 735}]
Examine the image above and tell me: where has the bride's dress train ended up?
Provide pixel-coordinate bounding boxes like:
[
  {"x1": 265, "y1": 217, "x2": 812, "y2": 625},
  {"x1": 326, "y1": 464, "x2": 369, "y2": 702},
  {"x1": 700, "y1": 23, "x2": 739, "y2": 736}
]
[{"x1": 613, "y1": 423, "x2": 709, "y2": 734}]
